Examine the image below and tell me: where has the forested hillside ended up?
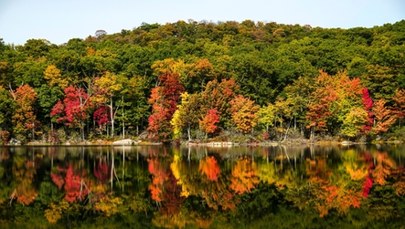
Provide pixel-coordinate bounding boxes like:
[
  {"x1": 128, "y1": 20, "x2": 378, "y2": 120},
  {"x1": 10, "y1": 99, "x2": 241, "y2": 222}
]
[{"x1": 0, "y1": 20, "x2": 404, "y2": 143}]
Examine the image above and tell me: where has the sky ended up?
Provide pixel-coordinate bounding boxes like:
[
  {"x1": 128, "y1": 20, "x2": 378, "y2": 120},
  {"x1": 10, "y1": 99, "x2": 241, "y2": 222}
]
[{"x1": 0, "y1": 0, "x2": 404, "y2": 45}]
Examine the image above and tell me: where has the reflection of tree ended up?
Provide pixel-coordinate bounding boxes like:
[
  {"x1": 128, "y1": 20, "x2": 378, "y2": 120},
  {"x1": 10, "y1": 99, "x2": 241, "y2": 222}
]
[
  {"x1": 292, "y1": 156, "x2": 364, "y2": 217},
  {"x1": 170, "y1": 151, "x2": 237, "y2": 211},
  {"x1": 50, "y1": 164, "x2": 90, "y2": 203},
  {"x1": 148, "y1": 158, "x2": 169, "y2": 202},
  {"x1": 341, "y1": 149, "x2": 367, "y2": 181},
  {"x1": 94, "y1": 157, "x2": 110, "y2": 183},
  {"x1": 362, "y1": 151, "x2": 404, "y2": 221},
  {"x1": 199, "y1": 156, "x2": 220, "y2": 181},
  {"x1": 372, "y1": 152, "x2": 396, "y2": 185},
  {"x1": 230, "y1": 157, "x2": 260, "y2": 194},
  {"x1": 94, "y1": 196, "x2": 123, "y2": 217},
  {"x1": 392, "y1": 167, "x2": 405, "y2": 196},
  {"x1": 152, "y1": 207, "x2": 213, "y2": 229},
  {"x1": 148, "y1": 158, "x2": 184, "y2": 215},
  {"x1": 10, "y1": 157, "x2": 37, "y2": 205},
  {"x1": 257, "y1": 160, "x2": 301, "y2": 189}
]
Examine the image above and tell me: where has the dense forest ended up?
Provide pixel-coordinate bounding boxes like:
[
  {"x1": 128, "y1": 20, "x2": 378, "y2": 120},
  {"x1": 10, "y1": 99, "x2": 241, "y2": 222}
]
[{"x1": 0, "y1": 19, "x2": 404, "y2": 144}]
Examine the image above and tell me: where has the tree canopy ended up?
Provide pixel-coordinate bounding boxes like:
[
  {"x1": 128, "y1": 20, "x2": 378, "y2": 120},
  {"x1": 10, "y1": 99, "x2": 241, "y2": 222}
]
[{"x1": 0, "y1": 19, "x2": 404, "y2": 142}]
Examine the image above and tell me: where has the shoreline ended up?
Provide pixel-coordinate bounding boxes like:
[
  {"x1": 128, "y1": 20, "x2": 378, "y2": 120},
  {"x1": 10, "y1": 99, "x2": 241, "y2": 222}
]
[{"x1": 3, "y1": 138, "x2": 403, "y2": 147}]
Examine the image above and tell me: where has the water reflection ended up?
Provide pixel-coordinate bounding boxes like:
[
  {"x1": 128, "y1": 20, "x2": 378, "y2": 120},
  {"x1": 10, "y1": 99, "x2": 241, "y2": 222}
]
[{"x1": 0, "y1": 145, "x2": 404, "y2": 227}]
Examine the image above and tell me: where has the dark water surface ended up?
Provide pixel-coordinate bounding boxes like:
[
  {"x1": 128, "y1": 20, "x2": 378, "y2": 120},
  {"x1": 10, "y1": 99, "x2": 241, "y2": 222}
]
[{"x1": 0, "y1": 144, "x2": 404, "y2": 228}]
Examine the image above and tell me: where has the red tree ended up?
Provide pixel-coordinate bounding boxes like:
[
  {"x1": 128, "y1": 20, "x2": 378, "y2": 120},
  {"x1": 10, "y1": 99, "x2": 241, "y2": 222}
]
[
  {"x1": 199, "y1": 109, "x2": 220, "y2": 135},
  {"x1": 93, "y1": 106, "x2": 110, "y2": 127},
  {"x1": 51, "y1": 86, "x2": 90, "y2": 140},
  {"x1": 147, "y1": 73, "x2": 184, "y2": 140}
]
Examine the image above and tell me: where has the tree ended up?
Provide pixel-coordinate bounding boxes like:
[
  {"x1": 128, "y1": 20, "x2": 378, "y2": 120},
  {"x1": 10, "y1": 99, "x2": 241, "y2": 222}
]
[
  {"x1": 340, "y1": 107, "x2": 368, "y2": 138},
  {"x1": 257, "y1": 104, "x2": 277, "y2": 133},
  {"x1": 282, "y1": 75, "x2": 315, "y2": 131},
  {"x1": 11, "y1": 84, "x2": 38, "y2": 141},
  {"x1": 306, "y1": 71, "x2": 337, "y2": 139},
  {"x1": 392, "y1": 89, "x2": 405, "y2": 121},
  {"x1": 361, "y1": 88, "x2": 374, "y2": 133},
  {"x1": 229, "y1": 95, "x2": 259, "y2": 133},
  {"x1": 0, "y1": 86, "x2": 13, "y2": 143},
  {"x1": 199, "y1": 109, "x2": 220, "y2": 137},
  {"x1": 50, "y1": 86, "x2": 91, "y2": 140},
  {"x1": 115, "y1": 75, "x2": 150, "y2": 137},
  {"x1": 44, "y1": 64, "x2": 68, "y2": 89},
  {"x1": 199, "y1": 78, "x2": 239, "y2": 130},
  {"x1": 93, "y1": 72, "x2": 123, "y2": 137},
  {"x1": 372, "y1": 99, "x2": 397, "y2": 135},
  {"x1": 147, "y1": 73, "x2": 184, "y2": 141},
  {"x1": 93, "y1": 106, "x2": 110, "y2": 130},
  {"x1": 170, "y1": 92, "x2": 201, "y2": 140}
]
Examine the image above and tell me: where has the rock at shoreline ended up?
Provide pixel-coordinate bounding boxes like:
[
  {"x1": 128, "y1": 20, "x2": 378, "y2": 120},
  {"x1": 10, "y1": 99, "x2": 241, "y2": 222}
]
[
  {"x1": 112, "y1": 139, "x2": 138, "y2": 146},
  {"x1": 341, "y1": 141, "x2": 354, "y2": 146},
  {"x1": 9, "y1": 138, "x2": 21, "y2": 145}
]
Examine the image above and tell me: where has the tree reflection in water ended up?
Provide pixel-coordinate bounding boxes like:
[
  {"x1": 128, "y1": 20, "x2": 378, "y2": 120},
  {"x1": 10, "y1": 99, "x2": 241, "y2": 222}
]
[{"x1": 0, "y1": 145, "x2": 403, "y2": 228}]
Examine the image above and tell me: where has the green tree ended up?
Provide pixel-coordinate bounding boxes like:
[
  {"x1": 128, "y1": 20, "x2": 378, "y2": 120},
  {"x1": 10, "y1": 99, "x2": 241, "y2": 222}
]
[{"x1": 340, "y1": 107, "x2": 368, "y2": 138}]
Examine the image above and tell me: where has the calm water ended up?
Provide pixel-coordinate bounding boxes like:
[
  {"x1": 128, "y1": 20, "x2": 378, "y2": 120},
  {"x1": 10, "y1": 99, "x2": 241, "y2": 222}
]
[{"x1": 0, "y1": 144, "x2": 404, "y2": 228}]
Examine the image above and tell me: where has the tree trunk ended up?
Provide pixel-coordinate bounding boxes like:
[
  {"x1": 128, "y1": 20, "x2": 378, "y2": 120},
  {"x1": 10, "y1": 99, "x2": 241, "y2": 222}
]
[
  {"x1": 122, "y1": 123, "x2": 125, "y2": 139},
  {"x1": 310, "y1": 127, "x2": 314, "y2": 143},
  {"x1": 110, "y1": 99, "x2": 114, "y2": 138},
  {"x1": 81, "y1": 126, "x2": 85, "y2": 141},
  {"x1": 187, "y1": 125, "x2": 191, "y2": 141},
  {"x1": 32, "y1": 122, "x2": 35, "y2": 140}
]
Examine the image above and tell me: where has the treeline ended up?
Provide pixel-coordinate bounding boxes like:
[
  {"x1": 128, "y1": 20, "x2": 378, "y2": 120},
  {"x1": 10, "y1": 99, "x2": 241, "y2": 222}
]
[{"x1": 0, "y1": 19, "x2": 404, "y2": 143}]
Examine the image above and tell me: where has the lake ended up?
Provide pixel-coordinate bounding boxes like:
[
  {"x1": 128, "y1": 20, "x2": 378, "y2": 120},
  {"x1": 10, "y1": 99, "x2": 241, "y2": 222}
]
[{"x1": 0, "y1": 144, "x2": 404, "y2": 228}]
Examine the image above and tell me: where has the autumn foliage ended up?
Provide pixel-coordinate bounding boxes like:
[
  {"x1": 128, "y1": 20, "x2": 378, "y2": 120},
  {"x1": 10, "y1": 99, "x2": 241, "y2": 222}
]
[
  {"x1": 199, "y1": 109, "x2": 220, "y2": 135},
  {"x1": 11, "y1": 84, "x2": 38, "y2": 140},
  {"x1": 229, "y1": 95, "x2": 259, "y2": 133},
  {"x1": 148, "y1": 73, "x2": 184, "y2": 140},
  {"x1": 361, "y1": 88, "x2": 374, "y2": 132},
  {"x1": 230, "y1": 158, "x2": 259, "y2": 194},
  {"x1": 51, "y1": 86, "x2": 90, "y2": 127},
  {"x1": 372, "y1": 99, "x2": 397, "y2": 135},
  {"x1": 199, "y1": 156, "x2": 221, "y2": 181},
  {"x1": 51, "y1": 164, "x2": 89, "y2": 203}
]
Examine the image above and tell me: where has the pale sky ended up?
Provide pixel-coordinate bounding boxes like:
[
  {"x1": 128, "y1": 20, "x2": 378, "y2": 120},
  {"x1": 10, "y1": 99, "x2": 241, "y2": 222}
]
[{"x1": 0, "y1": 0, "x2": 404, "y2": 45}]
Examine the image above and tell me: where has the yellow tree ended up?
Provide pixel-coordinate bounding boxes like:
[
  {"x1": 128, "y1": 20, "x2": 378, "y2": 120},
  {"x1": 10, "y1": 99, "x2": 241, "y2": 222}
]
[
  {"x1": 44, "y1": 64, "x2": 68, "y2": 89},
  {"x1": 93, "y1": 72, "x2": 122, "y2": 137},
  {"x1": 170, "y1": 92, "x2": 201, "y2": 140},
  {"x1": 340, "y1": 107, "x2": 368, "y2": 138},
  {"x1": 229, "y1": 95, "x2": 260, "y2": 134},
  {"x1": 257, "y1": 104, "x2": 277, "y2": 132}
]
